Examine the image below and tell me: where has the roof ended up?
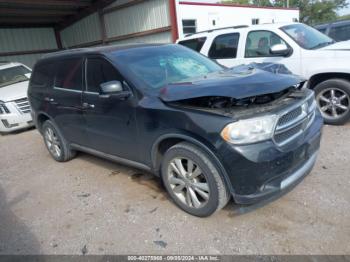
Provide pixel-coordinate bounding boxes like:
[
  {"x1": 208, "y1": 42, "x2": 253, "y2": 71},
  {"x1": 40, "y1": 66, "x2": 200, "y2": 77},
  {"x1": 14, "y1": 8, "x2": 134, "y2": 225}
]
[
  {"x1": 179, "y1": 1, "x2": 299, "y2": 11},
  {"x1": 180, "y1": 22, "x2": 297, "y2": 40},
  {"x1": 39, "y1": 43, "x2": 166, "y2": 62},
  {"x1": 0, "y1": 0, "x2": 115, "y2": 29}
]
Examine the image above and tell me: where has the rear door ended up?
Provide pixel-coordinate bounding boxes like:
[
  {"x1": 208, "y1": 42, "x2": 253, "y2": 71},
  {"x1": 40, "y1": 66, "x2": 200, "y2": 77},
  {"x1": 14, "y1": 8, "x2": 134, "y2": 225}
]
[
  {"x1": 82, "y1": 56, "x2": 139, "y2": 161},
  {"x1": 207, "y1": 32, "x2": 241, "y2": 67},
  {"x1": 50, "y1": 57, "x2": 87, "y2": 145}
]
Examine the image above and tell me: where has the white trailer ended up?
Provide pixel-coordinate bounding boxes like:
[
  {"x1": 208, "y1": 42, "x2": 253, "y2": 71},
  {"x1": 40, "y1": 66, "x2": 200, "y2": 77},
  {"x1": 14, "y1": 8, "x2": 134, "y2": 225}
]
[{"x1": 174, "y1": 1, "x2": 300, "y2": 39}]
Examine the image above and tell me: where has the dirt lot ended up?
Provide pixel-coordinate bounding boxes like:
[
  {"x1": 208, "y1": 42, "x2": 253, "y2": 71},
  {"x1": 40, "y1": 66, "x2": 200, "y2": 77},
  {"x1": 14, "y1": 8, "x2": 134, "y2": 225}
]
[{"x1": 0, "y1": 123, "x2": 349, "y2": 255}]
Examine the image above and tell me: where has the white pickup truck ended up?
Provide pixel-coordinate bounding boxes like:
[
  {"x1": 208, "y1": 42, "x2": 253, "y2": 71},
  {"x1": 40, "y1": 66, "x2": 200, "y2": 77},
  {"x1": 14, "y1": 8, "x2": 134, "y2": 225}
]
[{"x1": 178, "y1": 22, "x2": 350, "y2": 125}]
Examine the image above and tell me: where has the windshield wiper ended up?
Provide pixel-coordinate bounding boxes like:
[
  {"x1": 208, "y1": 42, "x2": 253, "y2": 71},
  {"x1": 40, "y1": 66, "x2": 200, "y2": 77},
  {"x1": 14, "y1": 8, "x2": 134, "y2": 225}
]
[{"x1": 310, "y1": 41, "x2": 335, "y2": 50}]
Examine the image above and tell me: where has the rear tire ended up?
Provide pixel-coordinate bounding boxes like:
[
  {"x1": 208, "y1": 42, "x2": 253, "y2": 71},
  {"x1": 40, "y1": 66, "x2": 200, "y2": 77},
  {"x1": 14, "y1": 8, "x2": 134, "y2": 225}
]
[
  {"x1": 42, "y1": 120, "x2": 76, "y2": 162},
  {"x1": 161, "y1": 142, "x2": 230, "y2": 217},
  {"x1": 314, "y1": 78, "x2": 350, "y2": 125}
]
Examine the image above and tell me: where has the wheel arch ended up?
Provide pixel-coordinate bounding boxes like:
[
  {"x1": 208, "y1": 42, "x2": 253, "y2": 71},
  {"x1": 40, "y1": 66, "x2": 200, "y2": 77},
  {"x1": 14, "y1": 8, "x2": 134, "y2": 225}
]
[
  {"x1": 151, "y1": 133, "x2": 235, "y2": 195},
  {"x1": 308, "y1": 72, "x2": 350, "y2": 89},
  {"x1": 36, "y1": 112, "x2": 53, "y2": 134}
]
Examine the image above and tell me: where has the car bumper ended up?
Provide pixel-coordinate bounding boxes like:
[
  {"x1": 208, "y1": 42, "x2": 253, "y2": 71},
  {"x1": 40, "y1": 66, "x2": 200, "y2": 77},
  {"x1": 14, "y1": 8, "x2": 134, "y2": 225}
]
[
  {"x1": 0, "y1": 113, "x2": 33, "y2": 133},
  {"x1": 233, "y1": 149, "x2": 318, "y2": 204},
  {"x1": 217, "y1": 110, "x2": 323, "y2": 205}
]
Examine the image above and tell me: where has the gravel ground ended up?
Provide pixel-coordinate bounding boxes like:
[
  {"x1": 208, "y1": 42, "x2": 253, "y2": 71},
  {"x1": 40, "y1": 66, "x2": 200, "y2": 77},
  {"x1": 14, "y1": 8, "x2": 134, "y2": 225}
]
[{"x1": 0, "y1": 123, "x2": 349, "y2": 255}]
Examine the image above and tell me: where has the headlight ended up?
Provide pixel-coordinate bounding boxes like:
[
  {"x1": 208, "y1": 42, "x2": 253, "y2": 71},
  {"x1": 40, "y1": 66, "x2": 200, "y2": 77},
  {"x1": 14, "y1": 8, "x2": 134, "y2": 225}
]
[
  {"x1": 0, "y1": 102, "x2": 10, "y2": 115},
  {"x1": 221, "y1": 115, "x2": 278, "y2": 144}
]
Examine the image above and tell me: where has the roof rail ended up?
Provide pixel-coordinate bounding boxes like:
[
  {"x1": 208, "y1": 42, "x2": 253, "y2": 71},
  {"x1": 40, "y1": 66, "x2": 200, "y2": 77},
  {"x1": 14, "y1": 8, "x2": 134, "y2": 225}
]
[{"x1": 184, "y1": 25, "x2": 249, "y2": 37}]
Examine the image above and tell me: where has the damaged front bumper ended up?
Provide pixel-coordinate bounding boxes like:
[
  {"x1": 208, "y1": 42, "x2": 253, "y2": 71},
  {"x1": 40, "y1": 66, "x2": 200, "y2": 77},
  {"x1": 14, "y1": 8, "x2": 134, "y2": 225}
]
[{"x1": 216, "y1": 99, "x2": 323, "y2": 205}]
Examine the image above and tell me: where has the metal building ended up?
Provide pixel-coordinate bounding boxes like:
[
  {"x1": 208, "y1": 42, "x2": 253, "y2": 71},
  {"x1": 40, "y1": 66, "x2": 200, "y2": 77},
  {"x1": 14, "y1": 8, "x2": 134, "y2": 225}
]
[{"x1": 0, "y1": 0, "x2": 299, "y2": 68}]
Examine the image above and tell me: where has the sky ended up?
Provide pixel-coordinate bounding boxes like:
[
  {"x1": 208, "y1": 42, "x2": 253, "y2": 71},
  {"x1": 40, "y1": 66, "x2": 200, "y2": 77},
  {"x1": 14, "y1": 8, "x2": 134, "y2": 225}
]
[
  {"x1": 191, "y1": 0, "x2": 350, "y2": 16},
  {"x1": 338, "y1": 0, "x2": 350, "y2": 16}
]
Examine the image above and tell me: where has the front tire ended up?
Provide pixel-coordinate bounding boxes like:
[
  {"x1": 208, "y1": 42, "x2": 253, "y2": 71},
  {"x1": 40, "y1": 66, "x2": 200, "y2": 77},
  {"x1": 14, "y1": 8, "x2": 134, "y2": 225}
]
[
  {"x1": 42, "y1": 120, "x2": 76, "y2": 162},
  {"x1": 161, "y1": 142, "x2": 230, "y2": 217},
  {"x1": 314, "y1": 78, "x2": 350, "y2": 125}
]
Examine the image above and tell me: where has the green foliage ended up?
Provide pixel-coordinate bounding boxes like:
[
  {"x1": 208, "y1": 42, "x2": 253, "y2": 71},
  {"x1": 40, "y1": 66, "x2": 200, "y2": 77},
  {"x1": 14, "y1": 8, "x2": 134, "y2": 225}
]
[{"x1": 221, "y1": 0, "x2": 349, "y2": 25}]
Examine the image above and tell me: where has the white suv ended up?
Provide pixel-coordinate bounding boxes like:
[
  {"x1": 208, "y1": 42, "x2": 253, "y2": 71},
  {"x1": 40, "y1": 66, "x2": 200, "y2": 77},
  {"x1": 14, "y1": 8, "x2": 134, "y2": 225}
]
[
  {"x1": 178, "y1": 22, "x2": 350, "y2": 125},
  {"x1": 0, "y1": 62, "x2": 33, "y2": 133}
]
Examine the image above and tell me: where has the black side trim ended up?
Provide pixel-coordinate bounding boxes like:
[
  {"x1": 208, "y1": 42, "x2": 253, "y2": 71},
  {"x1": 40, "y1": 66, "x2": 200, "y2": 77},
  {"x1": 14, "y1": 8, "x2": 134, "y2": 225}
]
[{"x1": 70, "y1": 143, "x2": 151, "y2": 172}]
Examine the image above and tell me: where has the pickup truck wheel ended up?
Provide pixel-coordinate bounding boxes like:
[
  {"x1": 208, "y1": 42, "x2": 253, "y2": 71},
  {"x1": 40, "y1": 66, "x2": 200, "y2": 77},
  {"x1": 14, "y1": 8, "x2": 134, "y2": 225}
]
[
  {"x1": 42, "y1": 120, "x2": 76, "y2": 162},
  {"x1": 161, "y1": 142, "x2": 230, "y2": 217},
  {"x1": 314, "y1": 79, "x2": 350, "y2": 125}
]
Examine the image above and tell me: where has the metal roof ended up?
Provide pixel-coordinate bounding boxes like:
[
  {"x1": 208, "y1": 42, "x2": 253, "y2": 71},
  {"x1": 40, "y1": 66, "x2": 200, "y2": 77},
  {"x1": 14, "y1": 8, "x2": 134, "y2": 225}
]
[{"x1": 0, "y1": 0, "x2": 115, "y2": 29}]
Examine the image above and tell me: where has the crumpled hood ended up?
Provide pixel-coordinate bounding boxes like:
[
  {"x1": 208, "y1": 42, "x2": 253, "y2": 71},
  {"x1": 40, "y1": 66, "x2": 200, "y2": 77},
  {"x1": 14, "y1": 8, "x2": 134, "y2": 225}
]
[
  {"x1": 160, "y1": 66, "x2": 304, "y2": 102},
  {"x1": 321, "y1": 40, "x2": 350, "y2": 51},
  {"x1": 0, "y1": 81, "x2": 29, "y2": 102}
]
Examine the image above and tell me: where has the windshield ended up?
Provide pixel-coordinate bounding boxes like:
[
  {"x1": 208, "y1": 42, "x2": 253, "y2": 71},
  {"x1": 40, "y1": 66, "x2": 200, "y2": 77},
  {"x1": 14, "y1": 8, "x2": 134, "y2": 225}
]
[
  {"x1": 0, "y1": 66, "x2": 31, "y2": 88},
  {"x1": 113, "y1": 45, "x2": 223, "y2": 89},
  {"x1": 281, "y1": 23, "x2": 335, "y2": 50}
]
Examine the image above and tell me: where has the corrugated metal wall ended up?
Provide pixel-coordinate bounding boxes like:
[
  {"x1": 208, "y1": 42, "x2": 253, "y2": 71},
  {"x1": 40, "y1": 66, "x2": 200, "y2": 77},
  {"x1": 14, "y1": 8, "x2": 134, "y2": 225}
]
[
  {"x1": 104, "y1": 0, "x2": 171, "y2": 39},
  {"x1": 0, "y1": 28, "x2": 57, "y2": 67},
  {"x1": 60, "y1": 13, "x2": 102, "y2": 48},
  {"x1": 58, "y1": 0, "x2": 172, "y2": 48},
  {"x1": 0, "y1": 0, "x2": 172, "y2": 68},
  {"x1": 108, "y1": 31, "x2": 172, "y2": 45}
]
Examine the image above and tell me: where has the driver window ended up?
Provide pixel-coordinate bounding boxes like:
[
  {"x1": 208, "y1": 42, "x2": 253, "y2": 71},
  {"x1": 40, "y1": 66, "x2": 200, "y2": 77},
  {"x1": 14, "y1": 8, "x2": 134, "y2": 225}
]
[
  {"x1": 245, "y1": 31, "x2": 287, "y2": 58},
  {"x1": 86, "y1": 58, "x2": 122, "y2": 93}
]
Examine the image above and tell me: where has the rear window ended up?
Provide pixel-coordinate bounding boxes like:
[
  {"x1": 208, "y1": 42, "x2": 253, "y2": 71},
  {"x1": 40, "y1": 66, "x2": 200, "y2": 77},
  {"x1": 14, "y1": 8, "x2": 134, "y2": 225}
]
[
  {"x1": 208, "y1": 33, "x2": 240, "y2": 59},
  {"x1": 54, "y1": 58, "x2": 83, "y2": 91},
  {"x1": 178, "y1": 37, "x2": 207, "y2": 52}
]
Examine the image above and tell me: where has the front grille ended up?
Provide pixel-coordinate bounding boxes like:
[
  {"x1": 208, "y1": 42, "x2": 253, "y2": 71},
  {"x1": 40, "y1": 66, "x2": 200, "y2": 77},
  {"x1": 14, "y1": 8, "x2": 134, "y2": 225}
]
[
  {"x1": 277, "y1": 107, "x2": 302, "y2": 127},
  {"x1": 273, "y1": 95, "x2": 316, "y2": 146},
  {"x1": 14, "y1": 97, "x2": 31, "y2": 114},
  {"x1": 274, "y1": 122, "x2": 303, "y2": 144}
]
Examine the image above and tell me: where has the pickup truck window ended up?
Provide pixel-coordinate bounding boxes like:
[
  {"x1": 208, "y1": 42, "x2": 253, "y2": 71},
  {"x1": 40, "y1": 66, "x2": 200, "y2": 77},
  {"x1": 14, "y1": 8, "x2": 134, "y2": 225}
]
[
  {"x1": 245, "y1": 30, "x2": 288, "y2": 58},
  {"x1": 208, "y1": 33, "x2": 240, "y2": 59},
  {"x1": 178, "y1": 37, "x2": 207, "y2": 52}
]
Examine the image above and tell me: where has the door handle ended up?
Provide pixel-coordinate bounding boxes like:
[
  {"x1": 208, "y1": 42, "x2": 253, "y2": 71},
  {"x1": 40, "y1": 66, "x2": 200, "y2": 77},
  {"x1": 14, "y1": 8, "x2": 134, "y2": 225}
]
[
  {"x1": 82, "y1": 102, "x2": 95, "y2": 109},
  {"x1": 44, "y1": 97, "x2": 54, "y2": 102},
  {"x1": 44, "y1": 97, "x2": 58, "y2": 105}
]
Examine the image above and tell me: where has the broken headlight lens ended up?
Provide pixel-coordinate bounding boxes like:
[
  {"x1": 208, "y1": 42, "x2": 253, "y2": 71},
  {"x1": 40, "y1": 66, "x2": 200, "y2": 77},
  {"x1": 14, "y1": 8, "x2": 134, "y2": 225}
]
[{"x1": 221, "y1": 115, "x2": 278, "y2": 144}]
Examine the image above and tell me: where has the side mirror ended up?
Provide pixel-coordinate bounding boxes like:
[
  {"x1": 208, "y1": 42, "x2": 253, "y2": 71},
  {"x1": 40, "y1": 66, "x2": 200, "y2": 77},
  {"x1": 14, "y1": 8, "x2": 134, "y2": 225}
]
[
  {"x1": 25, "y1": 73, "x2": 31, "y2": 79},
  {"x1": 100, "y1": 80, "x2": 123, "y2": 93},
  {"x1": 100, "y1": 80, "x2": 131, "y2": 100},
  {"x1": 270, "y1": 44, "x2": 291, "y2": 56}
]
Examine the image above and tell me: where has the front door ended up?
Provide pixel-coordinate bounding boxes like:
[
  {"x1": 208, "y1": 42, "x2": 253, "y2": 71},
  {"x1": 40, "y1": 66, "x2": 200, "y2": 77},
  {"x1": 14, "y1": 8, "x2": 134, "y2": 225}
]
[
  {"x1": 82, "y1": 56, "x2": 139, "y2": 161},
  {"x1": 242, "y1": 30, "x2": 302, "y2": 75}
]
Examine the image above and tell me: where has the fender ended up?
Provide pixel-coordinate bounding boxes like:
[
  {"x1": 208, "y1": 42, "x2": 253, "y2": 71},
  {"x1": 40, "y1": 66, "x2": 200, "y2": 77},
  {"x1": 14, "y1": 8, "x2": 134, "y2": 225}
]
[
  {"x1": 33, "y1": 111, "x2": 55, "y2": 133},
  {"x1": 151, "y1": 133, "x2": 235, "y2": 195}
]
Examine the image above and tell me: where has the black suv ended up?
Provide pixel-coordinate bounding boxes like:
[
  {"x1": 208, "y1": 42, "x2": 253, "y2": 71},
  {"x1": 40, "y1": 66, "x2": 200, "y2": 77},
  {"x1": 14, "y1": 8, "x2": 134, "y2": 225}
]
[{"x1": 28, "y1": 44, "x2": 323, "y2": 217}]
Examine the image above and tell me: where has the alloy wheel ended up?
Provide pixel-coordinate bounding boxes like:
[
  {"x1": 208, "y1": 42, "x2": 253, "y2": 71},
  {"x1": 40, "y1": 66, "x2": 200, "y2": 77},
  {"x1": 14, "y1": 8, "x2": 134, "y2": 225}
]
[
  {"x1": 45, "y1": 127, "x2": 62, "y2": 158},
  {"x1": 316, "y1": 88, "x2": 350, "y2": 120},
  {"x1": 167, "y1": 157, "x2": 210, "y2": 209}
]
